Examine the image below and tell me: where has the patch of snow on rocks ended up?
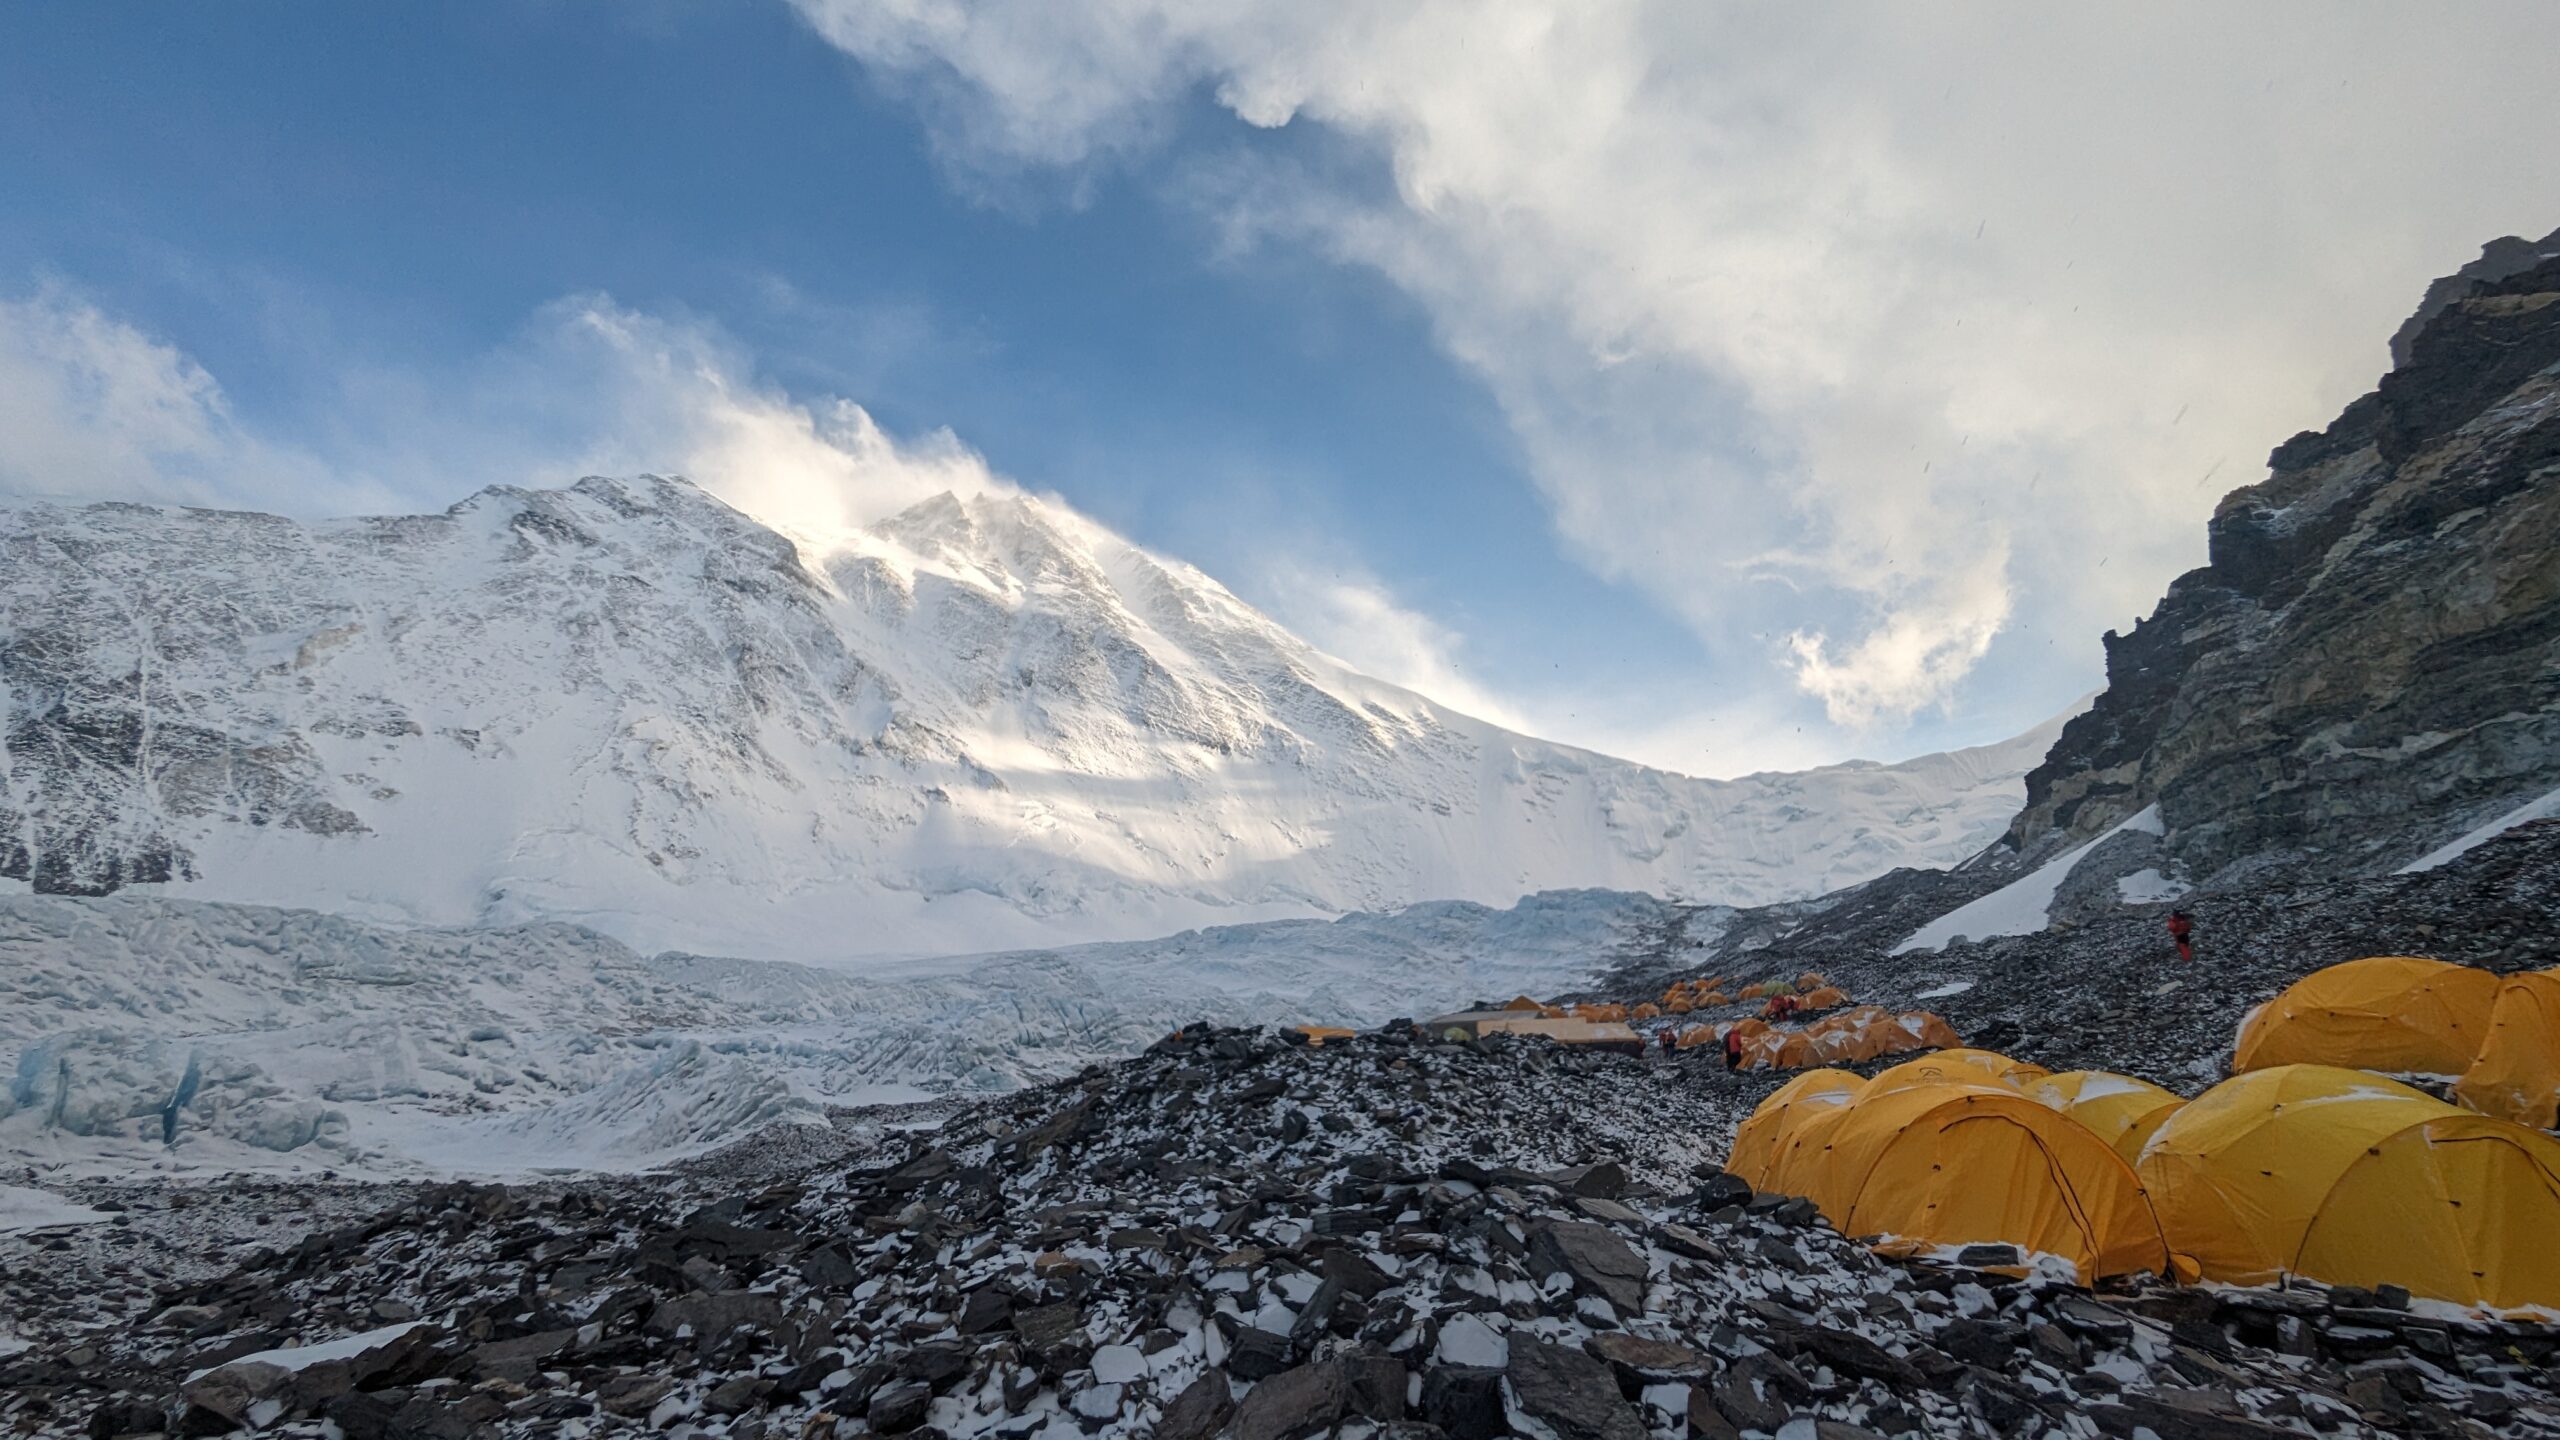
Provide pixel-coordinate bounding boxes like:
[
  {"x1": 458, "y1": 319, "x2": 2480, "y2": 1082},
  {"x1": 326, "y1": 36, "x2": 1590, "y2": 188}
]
[
  {"x1": 2401, "y1": 781, "x2": 2560, "y2": 873},
  {"x1": 1894, "y1": 807, "x2": 2161, "y2": 954}
]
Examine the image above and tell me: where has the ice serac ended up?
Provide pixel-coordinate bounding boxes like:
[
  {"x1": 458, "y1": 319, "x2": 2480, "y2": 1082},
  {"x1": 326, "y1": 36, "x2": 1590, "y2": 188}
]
[
  {"x1": 0, "y1": 477, "x2": 2050, "y2": 961},
  {"x1": 2008, "y1": 238, "x2": 2560, "y2": 888},
  {"x1": 0, "y1": 886, "x2": 1694, "y2": 1172}
]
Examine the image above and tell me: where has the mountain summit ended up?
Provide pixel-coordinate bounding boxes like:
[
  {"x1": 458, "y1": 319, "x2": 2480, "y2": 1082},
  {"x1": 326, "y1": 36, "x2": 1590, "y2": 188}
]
[{"x1": 0, "y1": 478, "x2": 2052, "y2": 961}]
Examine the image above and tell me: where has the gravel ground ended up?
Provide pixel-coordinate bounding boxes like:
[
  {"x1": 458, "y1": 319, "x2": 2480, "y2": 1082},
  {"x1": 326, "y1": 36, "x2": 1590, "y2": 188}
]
[{"x1": 3, "y1": 829, "x2": 2555, "y2": 1439}]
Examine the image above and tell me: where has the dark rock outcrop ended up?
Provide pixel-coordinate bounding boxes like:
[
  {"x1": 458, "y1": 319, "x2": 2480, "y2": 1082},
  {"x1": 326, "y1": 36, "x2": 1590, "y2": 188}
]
[{"x1": 2011, "y1": 242, "x2": 2560, "y2": 884}]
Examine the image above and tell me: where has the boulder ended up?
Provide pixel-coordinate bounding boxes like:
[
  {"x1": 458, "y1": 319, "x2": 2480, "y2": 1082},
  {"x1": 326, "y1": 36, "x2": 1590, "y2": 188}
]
[
  {"x1": 1526, "y1": 1221, "x2": 1648, "y2": 1313},
  {"x1": 1226, "y1": 1360, "x2": 1348, "y2": 1440},
  {"x1": 1507, "y1": 1337, "x2": 1648, "y2": 1440}
]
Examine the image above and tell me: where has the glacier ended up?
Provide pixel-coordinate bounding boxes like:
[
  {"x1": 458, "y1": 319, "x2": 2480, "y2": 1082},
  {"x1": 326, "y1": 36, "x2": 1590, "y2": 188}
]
[{"x1": 0, "y1": 887, "x2": 1712, "y2": 1175}]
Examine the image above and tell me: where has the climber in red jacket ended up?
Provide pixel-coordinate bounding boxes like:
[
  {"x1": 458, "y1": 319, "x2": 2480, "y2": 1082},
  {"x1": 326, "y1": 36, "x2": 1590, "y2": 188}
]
[{"x1": 2167, "y1": 909, "x2": 2195, "y2": 963}]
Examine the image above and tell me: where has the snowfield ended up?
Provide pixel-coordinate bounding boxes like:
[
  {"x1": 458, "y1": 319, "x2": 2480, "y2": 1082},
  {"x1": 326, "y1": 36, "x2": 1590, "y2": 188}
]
[
  {"x1": 0, "y1": 887, "x2": 1700, "y2": 1176},
  {"x1": 0, "y1": 476, "x2": 2061, "y2": 963}
]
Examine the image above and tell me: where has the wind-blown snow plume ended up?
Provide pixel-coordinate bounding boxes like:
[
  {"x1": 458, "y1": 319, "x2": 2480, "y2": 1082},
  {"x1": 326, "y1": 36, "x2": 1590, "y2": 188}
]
[{"x1": 790, "y1": 0, "x2": 2560, "y2": 722}]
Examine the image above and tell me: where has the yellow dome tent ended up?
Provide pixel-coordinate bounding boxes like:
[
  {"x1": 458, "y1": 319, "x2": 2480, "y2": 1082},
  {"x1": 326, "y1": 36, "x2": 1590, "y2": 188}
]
[
  {"x1": 2025, "y1": 1071, "x2": 2185, "y2": 1163},
  {"x1": 2455, "y1": 970, "x2": 2560, "y2": 1131},
  {"x1": 2231, "y1": 957, "x2": 2499, "y2": 1077},
  {"x1": 2137, "y1": 1065, "x2": 2452, "y2": 1286},
  {"x1": 1760, "y1": 1086, "x2": 1864, "y2": 1201},
  {"x1": 2292, "y1": 1113, "x2": 2560, "y2": 1312},
  {"x1": 1727, "y1": 1069, "x2": 1865, "y2": 1188},
  {"x1": 2118, "y1": 1103, "x2": 2183, "y2": 1166},
  {"x1": 1866, "y1": 1048, "x2": 2048, "y2": 1096},
  {"x1": 1775, "y1": 1081, "x2": 2171, "y2": 1281}
]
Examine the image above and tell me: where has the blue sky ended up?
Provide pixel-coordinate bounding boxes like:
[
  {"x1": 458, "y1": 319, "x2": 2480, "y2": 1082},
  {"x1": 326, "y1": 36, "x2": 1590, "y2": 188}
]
[{"x1": 6, "y1": 2, "x2": 2558, "y2": 776}]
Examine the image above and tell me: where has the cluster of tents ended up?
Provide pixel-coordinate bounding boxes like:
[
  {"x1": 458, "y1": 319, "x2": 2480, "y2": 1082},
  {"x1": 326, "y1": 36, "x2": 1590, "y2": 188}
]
[
  {"x1": 1426, "y1": 979, "x2": 1941, "y2": 1067},
  {"x1": 1656, "y1": 972, "x2": 1847, "y2": 1015},
  {"x1": 1725, "y1": 957, "x2": 2560, "y2": 1313},
  {"x1": 1681, "y1": 1005, "x2": 1963, "y2": 1068},
  {"x1": 2236, "y1": 955, "x2": 2560, "y2": 1128}
]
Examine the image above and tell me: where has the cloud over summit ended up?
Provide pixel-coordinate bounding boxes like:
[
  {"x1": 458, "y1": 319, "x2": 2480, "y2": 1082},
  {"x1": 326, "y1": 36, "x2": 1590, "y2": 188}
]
[{"x1": 791, "y1": 0, "x2": 2560, "y2": 725}]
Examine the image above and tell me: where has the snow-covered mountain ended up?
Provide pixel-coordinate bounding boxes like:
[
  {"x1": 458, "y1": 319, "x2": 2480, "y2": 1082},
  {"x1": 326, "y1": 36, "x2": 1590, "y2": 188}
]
[{"x1": 0, "y1": 475, "x2": 2058, "y2": 962}]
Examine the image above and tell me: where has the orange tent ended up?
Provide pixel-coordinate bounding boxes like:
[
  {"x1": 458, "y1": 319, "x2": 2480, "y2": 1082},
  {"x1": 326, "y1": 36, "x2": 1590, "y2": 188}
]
[
  {"x1": 1796, "y1": 971, "x2": 1829, "y2": 991},
  {"x1": 1665, "y1": 997, "x2": 1695, "y2": 1015},
  {"x1": 2232, "y1": 957, "x2": 2498, "y2": 1077},
  {"x1": 1502, "y1": 996, "x2": 1543, "y2": 1012},
  {"x1": 1699, "y1": 990, "x2": 1731, "y2": 1008},
  {"x1": 1773, "y1": 1031, "x2": 1825, "y2": 1069},
  {"x1": 1867, "y1": 1049, "x2": 2047, "y2": 1096},
  {"x1": 1782, "y1": 1082, "x2": 2172, "y2": 1281},
  {"x1": 2292, "y1": 1113, "x2": 2560, "y2": 1311},
  {"x1": 1696, "y1": 1010, "x2": 1966, "y2": 1071},
  {"x1": 1728, "y1": 1069, "x2": 1866, "y2": 1187},
  {"x1": 1800, "y1": 986, "x2": 1850, "y2": 1012},
  {"x1": 1631, "y1": 1002, "x2": 1662, "y2": 1021},
  {"x1": 2025, "y1": 1071, "x2": 2184, "y2": 1164},
  {"x1": 1890, "y1": 1012, "x2": 1965, "y2": 1053},
  {"x1": 2455, "y1": 970, "x2": 2560, "y2": 1130}
]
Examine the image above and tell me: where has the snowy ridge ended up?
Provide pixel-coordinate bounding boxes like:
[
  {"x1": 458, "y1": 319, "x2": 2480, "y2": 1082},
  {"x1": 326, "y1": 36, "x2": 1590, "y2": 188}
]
[
  {"x1": 0, "y1": 476, "x2": 2061, "y2": 962},
  {"x1": 0, "y1": 888, "x2": 1692, "y2": 1175}
]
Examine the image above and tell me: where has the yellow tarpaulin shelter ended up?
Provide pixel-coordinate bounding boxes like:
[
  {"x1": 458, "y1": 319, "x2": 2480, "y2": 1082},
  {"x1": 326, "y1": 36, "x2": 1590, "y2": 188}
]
[
  {"x1": 2025, "y1": 1071, "x2": 2184, "y2": 1163},
  {"x1": 2231, "y1": 957, "x2": 2499, "y2": 1077},
  {"x1": 1727, "y1": 1069, "x2": 1865, "y2": 1187},
  {"x1": 2292, "y1": 1113, "x2": 2560, "y2": 1312},
  {"x1": 2137, "y1": 1065, "x2": 2450, "y2": 1287},
  {"x1": 2455, "y1": 970, "x2": 2560, "y2": 1130},
  {"x1": 1770, "y1": 1081, "x2": 2171, "y2": 1281}
]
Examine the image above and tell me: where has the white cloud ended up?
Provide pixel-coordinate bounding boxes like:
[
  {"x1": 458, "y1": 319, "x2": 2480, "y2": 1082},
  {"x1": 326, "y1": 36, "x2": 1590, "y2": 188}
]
[
  {"x1": 0, "y1": 286, "x2": 1007, "y2": 546},
  {"x1": 790, "y1": 0, "x2": 2560, "y2": 725},
  {"x1": 1257, "y1": 562, "x2": 1532, "y2": 733},
  {"x1": 0, "y1": 287, "x2": 395, "y2": 515},
  {"x1": 521, "y1": 296, "x2": 1013, "y2": 540}
]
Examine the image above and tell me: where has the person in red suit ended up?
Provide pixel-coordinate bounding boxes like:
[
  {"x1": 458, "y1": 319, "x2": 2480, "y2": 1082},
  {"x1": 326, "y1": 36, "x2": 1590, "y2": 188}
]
[{"x1": 2167, "y1": 909, "x2": 2195, "y2": 962}]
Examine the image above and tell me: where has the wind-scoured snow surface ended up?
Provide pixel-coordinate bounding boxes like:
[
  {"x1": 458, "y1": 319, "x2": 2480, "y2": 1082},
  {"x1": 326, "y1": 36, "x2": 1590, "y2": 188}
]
[
  {"x1": 0, "y1": 476, "x2": 2060, "y2": 962},
  {"x1": 0, "y1": 888, "x2": 1695, "y2": 1177}
]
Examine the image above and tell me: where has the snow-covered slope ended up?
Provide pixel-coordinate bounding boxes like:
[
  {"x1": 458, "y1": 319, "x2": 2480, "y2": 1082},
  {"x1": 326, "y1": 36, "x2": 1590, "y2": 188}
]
[
  {"x1": 0, "y1": 888, "x2": 1691, "y2": 1175},
  {"x1": 1892, "y1": 805, "x2": 2164, "y2": 954},
  {"x1": 0, "y1": 476, "x2": 2057, "y2": 961}
]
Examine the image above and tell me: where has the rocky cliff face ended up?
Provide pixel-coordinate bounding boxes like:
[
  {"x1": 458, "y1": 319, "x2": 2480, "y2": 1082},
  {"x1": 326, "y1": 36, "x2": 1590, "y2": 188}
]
[{"x1": 2010, "y1": 242, "x2": 2560, "y2": 887}]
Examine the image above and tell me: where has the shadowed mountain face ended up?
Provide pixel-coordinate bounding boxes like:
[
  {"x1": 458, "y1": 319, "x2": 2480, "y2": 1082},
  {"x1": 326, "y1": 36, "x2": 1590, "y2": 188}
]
[
  {"x1": 2011, "y1": 240, "x2": 2560, "y2": 887},
  {"x1": 0, "y1": 477, "x2": 2051, "y2": 962}
]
